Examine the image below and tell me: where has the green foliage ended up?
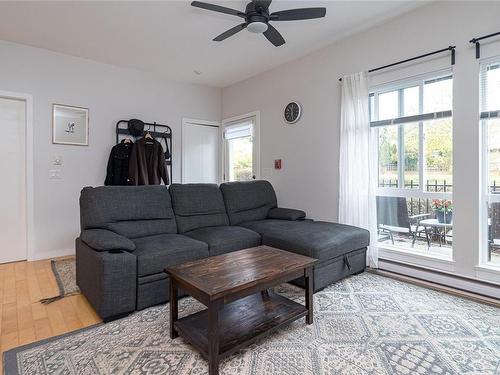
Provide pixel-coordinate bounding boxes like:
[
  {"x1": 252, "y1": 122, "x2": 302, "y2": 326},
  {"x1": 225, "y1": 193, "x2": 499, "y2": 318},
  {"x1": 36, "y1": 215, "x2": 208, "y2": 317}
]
[
  {"x1": 230, "y1": 137, "x2": 253, "y2": 181},
  {"x1": 379, "y1": 127, "x2": 398, "y2": 169},
  {"x1": 379, "y1": 119, "x2": 453, "y2": 174},
  {"x1": 425, "y1": 120, "x2": 453, "y2": 171}
]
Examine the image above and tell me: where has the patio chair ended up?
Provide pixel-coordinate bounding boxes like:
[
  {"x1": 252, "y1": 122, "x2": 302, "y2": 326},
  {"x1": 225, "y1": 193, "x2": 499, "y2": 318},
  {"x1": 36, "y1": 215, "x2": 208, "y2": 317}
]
[
  {"x1": 376, "y1": 196, "x2": 429, "y2": 247},
  {"x1": 488, "y1": 202, "x2": 500, "y2": 262}
]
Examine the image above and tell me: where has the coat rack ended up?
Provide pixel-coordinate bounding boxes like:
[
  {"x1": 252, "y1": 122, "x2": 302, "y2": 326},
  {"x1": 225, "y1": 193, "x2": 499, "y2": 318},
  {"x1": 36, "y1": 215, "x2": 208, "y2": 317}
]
[{"x1": 115, "y1": 119, "x2": 172, "y2": 185}]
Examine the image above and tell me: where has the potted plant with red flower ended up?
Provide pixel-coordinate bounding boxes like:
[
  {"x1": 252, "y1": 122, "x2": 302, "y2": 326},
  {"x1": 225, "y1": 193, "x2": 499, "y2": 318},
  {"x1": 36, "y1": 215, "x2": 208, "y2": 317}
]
[{"x1": 431, "y1": 199, "x2": 453, "y2": 224}]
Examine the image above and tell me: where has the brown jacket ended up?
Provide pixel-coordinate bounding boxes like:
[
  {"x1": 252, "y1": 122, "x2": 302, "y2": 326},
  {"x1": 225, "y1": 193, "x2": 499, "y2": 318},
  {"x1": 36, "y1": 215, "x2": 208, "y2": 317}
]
[{"x1": 128, "y1": 137, "x2": 169, "y2": 185}]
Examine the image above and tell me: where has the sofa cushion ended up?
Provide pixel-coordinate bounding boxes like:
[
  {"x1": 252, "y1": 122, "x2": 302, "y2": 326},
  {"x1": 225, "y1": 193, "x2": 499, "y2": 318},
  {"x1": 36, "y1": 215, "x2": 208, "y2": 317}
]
[
  {"x1": 220, "y1": 180, "x2": 277, "y2": 225},
  {"x1": 268, "y1": 207, "x2": 306, "y2": 221},
  {"x1": 185, "y1": 226, "x2": 261, "y2": 256},
  {"x1": 80, "y1": 186, "x2": 177, "y2": 238},
  {"x1": 241, "y1": 220, "x2": 370, "y2": 261},
  {"x1": 169, "y1": 184, "x2": 229, "y2": 233},
  {"x1": 80, "y1": 229, "x2": 136, "y2": 252},
  {"x1": 132, "y1": 234, "x2": 208, "y2": 276}
]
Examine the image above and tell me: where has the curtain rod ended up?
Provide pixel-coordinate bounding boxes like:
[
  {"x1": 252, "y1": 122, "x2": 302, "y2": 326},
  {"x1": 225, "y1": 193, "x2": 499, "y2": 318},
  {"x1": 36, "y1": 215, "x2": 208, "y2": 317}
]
[
  {"x1": 338, "y1": 46, "x2": 456, "y2": 82},
  {"x1": 470, "y1": 31, "x2": 500, "y2": 59}
]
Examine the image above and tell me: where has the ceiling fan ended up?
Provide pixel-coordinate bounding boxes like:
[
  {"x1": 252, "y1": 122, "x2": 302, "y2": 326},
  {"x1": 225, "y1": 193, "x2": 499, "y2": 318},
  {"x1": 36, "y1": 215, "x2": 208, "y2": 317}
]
[{"x1": 191, "y1": 0, "x2": 326, "y2": 47}]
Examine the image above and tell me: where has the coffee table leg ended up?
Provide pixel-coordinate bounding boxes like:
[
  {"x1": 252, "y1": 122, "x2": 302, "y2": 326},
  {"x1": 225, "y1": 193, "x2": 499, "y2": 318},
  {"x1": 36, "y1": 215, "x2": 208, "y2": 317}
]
[
  {"x1": 169, "y1": 278, "x2": 179, "y2": 339},
  {"x1": 305, "y1": 267, "x2": 313, "y2": 325},
  {"x1": 261, "y1": 289, "x2": 270, "y2": 299},
  {"x1": 208, "y1": 300, "x2": 222, "y2": 375}
]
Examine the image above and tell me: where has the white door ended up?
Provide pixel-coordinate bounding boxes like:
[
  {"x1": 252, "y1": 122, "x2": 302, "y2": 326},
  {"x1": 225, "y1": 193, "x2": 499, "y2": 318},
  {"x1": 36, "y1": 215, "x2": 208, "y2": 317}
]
[
  {"x1": 0, "y1": 96, "x2": 27, "y2": 263},
  {"x1": 182, "y1": 120, "x2": 220, "y2": 183},
  {"x1": 222, "y1": 114, "x2": 260, "y2": 182}
]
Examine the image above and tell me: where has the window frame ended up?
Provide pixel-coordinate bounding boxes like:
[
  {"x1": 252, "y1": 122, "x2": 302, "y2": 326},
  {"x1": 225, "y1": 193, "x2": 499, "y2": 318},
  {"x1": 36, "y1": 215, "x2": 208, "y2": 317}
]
[
  {"x1": 371, "y1": 72, "x2": 453, "y2": 201},
  {"x1": 479, "y1": 56, "x2": 500, "y2": 266},
  {"x1": 221, "y1": 111, "x2": 261, "y2": 182},
  {"x1": 372, "y1": 72, "x2": 454, "y2": 265}
]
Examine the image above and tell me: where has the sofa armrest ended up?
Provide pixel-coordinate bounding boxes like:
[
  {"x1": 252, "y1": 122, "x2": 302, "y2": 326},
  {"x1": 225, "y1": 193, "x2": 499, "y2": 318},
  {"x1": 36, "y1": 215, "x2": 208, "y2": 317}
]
[
  {"x1": 80, "y1": 229, "x2": 136, "y2": 252},
  {"x1": 268, "y1": 207, "x2": 306, "y2": 221},
  {"x1": 76, "y1": 238, "x2": 136, "y2": 320}
]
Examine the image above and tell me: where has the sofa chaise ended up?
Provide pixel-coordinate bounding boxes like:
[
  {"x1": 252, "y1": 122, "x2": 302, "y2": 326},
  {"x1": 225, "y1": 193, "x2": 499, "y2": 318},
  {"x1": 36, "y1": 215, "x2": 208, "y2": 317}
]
[{"x1": 76, "y1": 180, "x2": 369, "y2": 320}]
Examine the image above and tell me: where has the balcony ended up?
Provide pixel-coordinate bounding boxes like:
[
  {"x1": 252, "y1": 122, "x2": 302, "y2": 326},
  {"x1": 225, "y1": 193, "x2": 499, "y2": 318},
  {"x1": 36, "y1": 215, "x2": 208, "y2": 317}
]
[{"x1": 376, "y1": 179, "x2": 500, "y2": 264}]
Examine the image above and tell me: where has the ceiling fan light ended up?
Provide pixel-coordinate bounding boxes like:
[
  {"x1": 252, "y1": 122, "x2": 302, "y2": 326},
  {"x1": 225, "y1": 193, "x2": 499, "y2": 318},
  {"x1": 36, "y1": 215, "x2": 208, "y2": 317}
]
[{"x1": 247, "y1": 21, "x2": 268, "y2": 34}]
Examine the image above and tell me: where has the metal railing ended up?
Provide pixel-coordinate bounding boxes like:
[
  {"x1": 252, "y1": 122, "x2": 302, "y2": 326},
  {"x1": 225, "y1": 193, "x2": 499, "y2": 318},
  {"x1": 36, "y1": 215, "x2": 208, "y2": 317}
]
[
  {"x1": 379, "y1": 178, "x2": 500, "y2": 216},
  {"x1": 379, "y1": 179, "x2": 453, "y2": 192},
  {"x1": 378, "y1": 179, "x2": 453, "y2": 216}
]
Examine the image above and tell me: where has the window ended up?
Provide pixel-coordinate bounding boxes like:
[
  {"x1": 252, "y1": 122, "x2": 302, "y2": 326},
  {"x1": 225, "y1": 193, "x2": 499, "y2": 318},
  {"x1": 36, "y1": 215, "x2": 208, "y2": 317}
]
[
  {"x1": 222, "y1": 114, "x2": 259, "y2": 182},
  {"x1": 371, "y1": 72, "x2": 453, "y2": 258},
  {"x1": 480, "y1": 57, "x2": 500, "y2": 266}
]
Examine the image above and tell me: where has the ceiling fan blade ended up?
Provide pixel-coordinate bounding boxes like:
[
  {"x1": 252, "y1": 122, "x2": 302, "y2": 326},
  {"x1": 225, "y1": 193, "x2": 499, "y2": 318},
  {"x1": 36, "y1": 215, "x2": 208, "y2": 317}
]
[
  {"x1": 191, "y1": 1, "x2": 245, "y2": 18},
  {"x1": 270, "y1": 8, "x2": 326, "y2": 21},
  {"x1": 213, "y1": 23, "x2": 247, "y2": 41},
  {"x1": 253, "y1": 0, "x2": 272, "y2": 10},
  {"x1": 263, "y1": 24, "x2": 285, "y2": 47}
]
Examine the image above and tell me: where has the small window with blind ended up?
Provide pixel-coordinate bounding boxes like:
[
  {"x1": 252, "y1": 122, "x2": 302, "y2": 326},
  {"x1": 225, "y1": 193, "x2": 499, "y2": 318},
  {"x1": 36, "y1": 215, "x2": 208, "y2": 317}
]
[
  {"x1": 480, "y1": 57, "x2": 500, "y2": 265},
  {"x1": 371, "y1": 71, "x2": 453, "y2": 256}
]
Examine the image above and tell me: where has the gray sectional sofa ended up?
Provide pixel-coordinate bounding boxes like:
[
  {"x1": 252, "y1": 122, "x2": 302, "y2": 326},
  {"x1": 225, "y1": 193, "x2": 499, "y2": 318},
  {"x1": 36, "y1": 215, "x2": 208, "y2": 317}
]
[{"x1": 76, "y1": 180, "x2": 369, "y2": 320}]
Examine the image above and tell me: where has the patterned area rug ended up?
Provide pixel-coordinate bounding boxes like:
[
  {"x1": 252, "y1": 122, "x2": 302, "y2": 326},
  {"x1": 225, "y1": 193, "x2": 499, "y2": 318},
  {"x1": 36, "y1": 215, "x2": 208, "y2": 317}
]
[
  {"x1": 5, "y1": 272, "x2": 500, "y2": 374},
  {"x1": 40, "y1": 258, "x2": 80, "y2": 304}
]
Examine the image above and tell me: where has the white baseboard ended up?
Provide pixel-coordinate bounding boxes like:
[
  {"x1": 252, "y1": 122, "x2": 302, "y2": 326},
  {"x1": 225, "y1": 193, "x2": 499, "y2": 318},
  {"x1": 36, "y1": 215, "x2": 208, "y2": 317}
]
[
  {"x1": 30, "y1": 248, "x2": 75, "y2": 261},
  {"x1": 379, "y1": 259, "x2": 500, "y2": 299}
]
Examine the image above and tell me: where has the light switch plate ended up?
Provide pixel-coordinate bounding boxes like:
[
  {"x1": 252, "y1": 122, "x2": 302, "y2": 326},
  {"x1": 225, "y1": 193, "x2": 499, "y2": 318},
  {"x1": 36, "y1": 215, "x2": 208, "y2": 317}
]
[{"x1": 53, "y1": 155, "x2": 63, "y2": 166}]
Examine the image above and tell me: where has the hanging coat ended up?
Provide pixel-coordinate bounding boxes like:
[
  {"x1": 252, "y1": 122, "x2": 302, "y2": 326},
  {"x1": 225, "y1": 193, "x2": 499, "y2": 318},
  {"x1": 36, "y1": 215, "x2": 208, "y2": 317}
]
[
  {"x1": 104, "y1": 140, "x2": 134, "y2": 186},
  {"x1": 128, "y1": 137, "x2": 169, "y2": 185}
]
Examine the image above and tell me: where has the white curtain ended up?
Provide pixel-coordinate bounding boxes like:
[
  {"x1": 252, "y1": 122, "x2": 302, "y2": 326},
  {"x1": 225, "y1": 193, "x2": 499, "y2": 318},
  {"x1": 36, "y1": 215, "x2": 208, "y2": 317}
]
[{"x1": 338, "y1": 72, "x2": 378, "y2": 268}]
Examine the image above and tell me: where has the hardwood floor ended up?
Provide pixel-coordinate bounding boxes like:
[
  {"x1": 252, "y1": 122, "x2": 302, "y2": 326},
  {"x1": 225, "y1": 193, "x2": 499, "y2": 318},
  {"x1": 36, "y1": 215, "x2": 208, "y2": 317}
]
[
  {"x1": 1, "y1": 259, "x2": 496, "y2": 374},
  {"x1": 0, "y1": 258, "x2": 101, "y2": 374}
]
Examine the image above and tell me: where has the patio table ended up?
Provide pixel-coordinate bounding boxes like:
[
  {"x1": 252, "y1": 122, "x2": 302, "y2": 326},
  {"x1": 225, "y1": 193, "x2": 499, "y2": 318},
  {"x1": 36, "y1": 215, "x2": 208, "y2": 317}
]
[{"x1": 420, "y1": 219, "x2": 453, "y2": 248}]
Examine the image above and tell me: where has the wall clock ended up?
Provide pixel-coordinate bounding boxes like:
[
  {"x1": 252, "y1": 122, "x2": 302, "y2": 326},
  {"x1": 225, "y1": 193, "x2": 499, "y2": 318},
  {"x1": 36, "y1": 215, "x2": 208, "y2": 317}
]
[{"x1": 284, "y1": 101, "x2": 302, "y2": 124}]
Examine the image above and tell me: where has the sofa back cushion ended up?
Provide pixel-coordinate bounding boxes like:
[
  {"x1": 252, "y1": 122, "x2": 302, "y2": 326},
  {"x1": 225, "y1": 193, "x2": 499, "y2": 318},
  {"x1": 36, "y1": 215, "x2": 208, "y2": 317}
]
[
  {"x1": 80, "y1": 186, "x2": 177, "y2": 238},
  {"x1": 169, "y1": 183, "x2": 229, "y2": 233},
  {"x1": 220, "y1": 180, "x2": 277, "y2": 225}
]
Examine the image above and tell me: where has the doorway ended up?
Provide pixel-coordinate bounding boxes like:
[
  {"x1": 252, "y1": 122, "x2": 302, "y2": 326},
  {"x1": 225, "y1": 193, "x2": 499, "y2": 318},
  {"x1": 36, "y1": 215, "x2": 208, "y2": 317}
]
[
  {"x1": 0, "y1": 93, "x2": 31, "y2": 263},
  {"x1": 181, "y1": 119, "x2": 220, "y2": 183},
  {"x1": 222, "y1": 112, "x2": 260, "y2": 182}
]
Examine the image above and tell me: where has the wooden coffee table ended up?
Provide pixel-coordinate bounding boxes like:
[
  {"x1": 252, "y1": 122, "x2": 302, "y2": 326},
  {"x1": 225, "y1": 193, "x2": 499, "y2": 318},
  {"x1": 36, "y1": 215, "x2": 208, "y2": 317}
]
[{"x1": 165, "y1": 246, "x2": 317, "y2": 375}]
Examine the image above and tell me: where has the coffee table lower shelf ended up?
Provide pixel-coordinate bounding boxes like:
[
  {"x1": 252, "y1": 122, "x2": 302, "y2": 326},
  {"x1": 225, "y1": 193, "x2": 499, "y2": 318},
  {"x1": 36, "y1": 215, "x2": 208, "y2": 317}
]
[{"x1": 174, "y1": 291, "x2": 307, "y2": 360}]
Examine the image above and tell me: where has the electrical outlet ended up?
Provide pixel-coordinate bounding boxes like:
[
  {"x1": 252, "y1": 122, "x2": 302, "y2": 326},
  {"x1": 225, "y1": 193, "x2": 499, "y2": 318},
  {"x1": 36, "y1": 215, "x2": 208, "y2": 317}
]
[{"x1": 49, "y1": 169, "x2": 61, "y2": 180}]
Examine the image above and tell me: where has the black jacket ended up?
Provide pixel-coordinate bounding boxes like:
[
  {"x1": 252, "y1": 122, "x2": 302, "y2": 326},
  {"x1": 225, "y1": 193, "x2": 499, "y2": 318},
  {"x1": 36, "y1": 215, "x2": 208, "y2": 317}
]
[
  {"x1": 104, "y1": 140, "x2": 134, "y2": 186},
  {"x1": 128, "y1": 137, "x2": 169, "y2": 185}
]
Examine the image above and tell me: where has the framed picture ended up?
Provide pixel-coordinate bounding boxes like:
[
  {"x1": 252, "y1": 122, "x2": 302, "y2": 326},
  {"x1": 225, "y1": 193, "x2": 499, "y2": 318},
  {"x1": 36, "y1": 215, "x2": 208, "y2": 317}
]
[{"x1": 52, "y1": 104, "x2": 89, "y2": 146}]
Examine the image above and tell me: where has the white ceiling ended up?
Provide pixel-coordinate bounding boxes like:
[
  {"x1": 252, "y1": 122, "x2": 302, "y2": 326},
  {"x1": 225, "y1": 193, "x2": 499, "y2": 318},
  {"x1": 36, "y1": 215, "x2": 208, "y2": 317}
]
[{"x1": 0, "y1": 1, "x2": 425, "y2": 88}]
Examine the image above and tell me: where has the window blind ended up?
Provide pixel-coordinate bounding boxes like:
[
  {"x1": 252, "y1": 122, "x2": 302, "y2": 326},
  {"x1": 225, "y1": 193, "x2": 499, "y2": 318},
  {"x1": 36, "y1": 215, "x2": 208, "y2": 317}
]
[
  {"x1": 224, "y1": 121, "x2": 253, "y2": 140},
  {"x1": 371, "y1": 110, "x2": 452, "y2": 127},
  {"x1": 480, "y1": 58, "x2": 500, "y2": 120}
]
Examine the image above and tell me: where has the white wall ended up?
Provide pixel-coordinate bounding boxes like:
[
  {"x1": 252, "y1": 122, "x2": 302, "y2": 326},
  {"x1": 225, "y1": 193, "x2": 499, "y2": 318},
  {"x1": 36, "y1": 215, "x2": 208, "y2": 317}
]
[
  {"x1": 0, "y1": 40, "x2": 221, "y2": 260},
  {"x1": 222, "y1": 1, "x2": 500, "y2": 282}
]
